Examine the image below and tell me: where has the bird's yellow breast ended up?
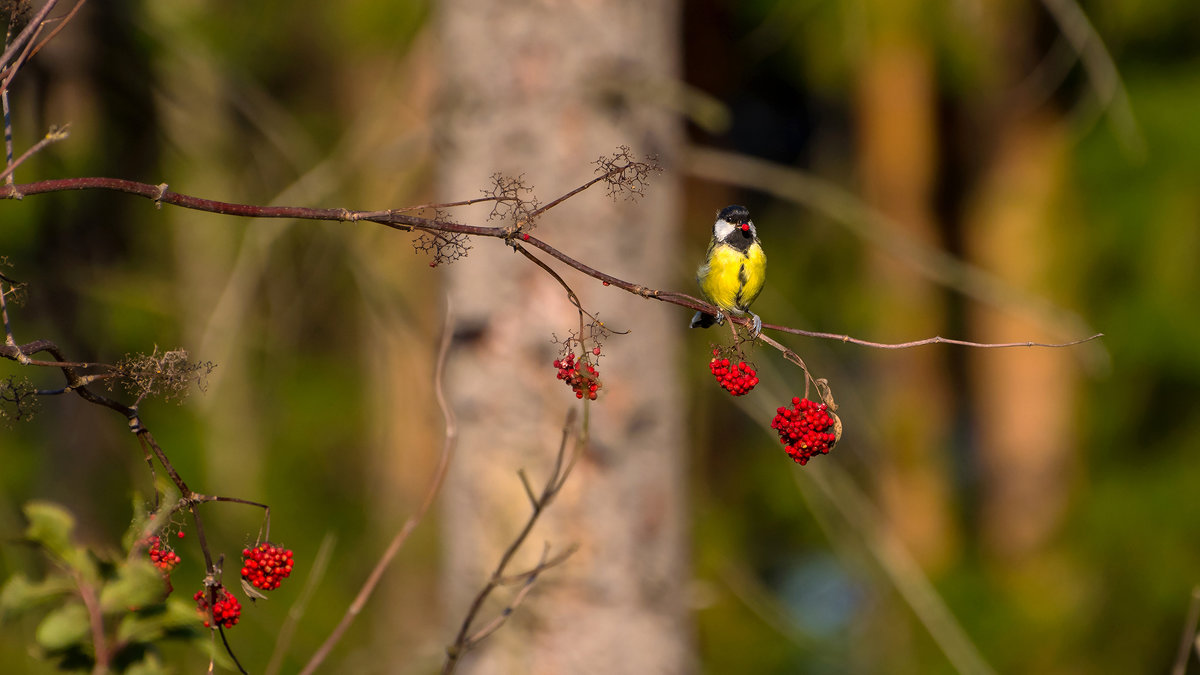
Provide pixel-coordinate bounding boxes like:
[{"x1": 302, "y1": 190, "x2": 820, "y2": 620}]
[{"x1": 698, "y1": 241, "x2": 766, "y2": 315}]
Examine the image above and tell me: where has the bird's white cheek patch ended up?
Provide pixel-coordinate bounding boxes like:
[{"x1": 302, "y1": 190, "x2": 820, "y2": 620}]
[{"x1": 713, "y1": 218, "x2": 736, "y2": 240}]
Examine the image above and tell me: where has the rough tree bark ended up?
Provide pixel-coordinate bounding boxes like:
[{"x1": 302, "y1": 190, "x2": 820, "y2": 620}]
[{"x1": 436, "y1": 1, "x2": 691, "y2": 674}]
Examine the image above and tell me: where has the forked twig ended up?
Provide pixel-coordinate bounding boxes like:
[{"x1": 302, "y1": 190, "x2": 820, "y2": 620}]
[{"x1": 442, "y1": 410, "x2": 582, "y2": 675}]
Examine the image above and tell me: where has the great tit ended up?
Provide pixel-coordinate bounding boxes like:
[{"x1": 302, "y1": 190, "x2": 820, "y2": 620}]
[{"x1": 690, "y1": 204, "x2": 766, "y2": 337}]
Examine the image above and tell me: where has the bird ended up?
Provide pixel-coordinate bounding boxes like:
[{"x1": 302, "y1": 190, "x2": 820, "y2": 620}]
[{"x1": 690, "y1": 204, "x2": 766, "y2": 337}]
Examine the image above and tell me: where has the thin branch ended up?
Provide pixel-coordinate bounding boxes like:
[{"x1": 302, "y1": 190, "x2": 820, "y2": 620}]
[
  {"x1": 464, "y1": 543, "x2": 579, "y2": 646},
  {"x1": 23, "y1": 0, "x2": 89, "y2": 65},
  {"x1": 0, "y1": 123, "x2": 70, "y2": 184},
  {"x1": 511, "y1": 243, "x2": 614, "y2": 332},
  {"x1": 298, "y1": 300, "x2": 459, "y2": 675},
  {"x1": 492, "y1": 545, "x2": 578, "y2": 586},
  {"x1": 217, "y1": 624, "x2": 248, "y2": 675},
  {"x1": 1, "y1": 274, "x2": 19, "y2": 350},
  {"x1": 74, "y1": 574, "x2": 108, "y2": 675},
  {"x1": 526, "y1": 164, "x2": 622, "y2": 220},
  {"x1": 391, "y1": 195, "x2": 508, "y2": 212},
  {"x1": 765, "y1": 324, "x2": 1106, "y2": 350},
  {"x1": 0, "y1": 0, "x2": 56, "y2": 75}
]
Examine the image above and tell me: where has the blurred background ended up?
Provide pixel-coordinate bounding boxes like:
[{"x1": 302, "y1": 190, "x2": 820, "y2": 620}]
[{"x1": 2, "y1": 0, "x2": 1199, "y2": 673}]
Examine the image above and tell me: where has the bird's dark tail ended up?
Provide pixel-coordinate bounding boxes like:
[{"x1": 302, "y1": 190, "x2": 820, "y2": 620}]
[{"x1": 690, "y1": 311, "x2": 718, "y2": 329}]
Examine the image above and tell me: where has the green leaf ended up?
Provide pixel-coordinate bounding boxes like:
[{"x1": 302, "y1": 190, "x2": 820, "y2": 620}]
[
  {"x1": 117, "y1": 598, "x2": 203, "y2": 644},
  {"x1": 124, "y1": 653, "x2": 169, "y2": 675},
  {"x1": 116, "y1": 611, "x2": 164, "y2": 645},
  {"x1": 23, "y1": 501, "x2": 76, "y2": 558},
  {"x1": 35, "y1": 602, "x2": 90, "y2": 652},
  {"x1": 162, "y1": 596, "x2": 205, "y2": 629},
  {"x1": 99, "y1": 560, "x2": 166, "y2": 614},
  {"x1": 0, "y1": 573, "x2": 74, "y2": 619}
]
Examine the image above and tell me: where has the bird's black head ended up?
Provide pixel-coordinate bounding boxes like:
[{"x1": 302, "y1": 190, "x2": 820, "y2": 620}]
[{"x1": 718, "y1": 204, "x2": 751, "y2": 225}]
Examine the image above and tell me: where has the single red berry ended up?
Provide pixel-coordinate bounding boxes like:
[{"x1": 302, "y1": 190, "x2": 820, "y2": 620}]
[
  {"x1": 592, "y1": 347, "x2": 601, "y2": 356},
  {"x1": 177, "y1": 531, "x2": 186, "y2": 539},
  {"x1": 522, "y1": 233, "x2": 530, "y2": 241},
  {"x1": 602, "y1": 281, "x2": 610, "y2": 286}
]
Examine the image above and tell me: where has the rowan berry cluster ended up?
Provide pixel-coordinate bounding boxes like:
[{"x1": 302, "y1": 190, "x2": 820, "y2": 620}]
[
  {"x1": 145, "y1": 534, "x2": 182, "y2": 573},
  {"x1": 194, "y1": 587, "x2": 241, "y2": 629},
  {"x1": 553, "y1": 349, "x2": 601, "y2": 400},
  {"x1": 709, "y1": 351, "x2": 758, "y2": 396},
  {"x1": 241, "y1": 543, "x2": 295, "y2": 591},
  {"x1": 770, "y1": 396, "x2": 838, "y2": 465}
]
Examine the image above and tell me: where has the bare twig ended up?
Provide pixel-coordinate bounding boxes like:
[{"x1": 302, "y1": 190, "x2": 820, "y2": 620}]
[
  {"x1": 298, "y1": 300, "x2": 459, "y2": 675},
  {"x1": 0, "y1": 274, "x2": 20, "y2": 352},
  {"x1": 73, "y1": 574, "x2": 108, "y2": 675},
  {"x1": 462, "y1": 542, "x2": 580, "y2": 646},
  {"x1": 764, "y1": 324, "x2": 1105, "y2": 350},
  {"x1": 217, "y1": 624, "x2": 247, "y2": 675},
  {"x1": 0, "y1": 123, "x2": 70, "y2": 184},
  {"x1": 0, "y1": 0, "x2": 56, "y2": 76},
  {"x1": 442, "y1": 410, "x2": 581, "y2": 675},
  {"x1": 22, "y1": 0, "x2": 89, "y2": 65}
]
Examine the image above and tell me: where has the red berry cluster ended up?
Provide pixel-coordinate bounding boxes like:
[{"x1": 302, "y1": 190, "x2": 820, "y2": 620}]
[
  {"x1": 145, "y1": 535, "x2": 182, "y2": 573},
  {"x1": 770, "y1": 397, "x2": 838, "y2": 465},
  {"x1": 241, "y1": 543, "x2": 294, "y2": 591},
  {"x1": 194, "y1": 587, "x2": 241, "y2": 628},
  {"x1": 709, "y1": 356, "x2": 758, "y2": 396},
  {"x1": 553, "y1": 351, "x2": 601, "y2": 400}
]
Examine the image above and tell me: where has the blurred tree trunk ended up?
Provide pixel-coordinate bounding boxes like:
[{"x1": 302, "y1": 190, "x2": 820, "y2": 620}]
[
  {"x1": 436, "y1": 2, "x2": 690, "y2": 674},
  {"x1": 965, "y1": 113, "x2": 1078, "y2": 561},
  {"x1": 853, "y1": 8, "x2": 960, "y2": 668},
  {"x1": 855, "y1": 10, "x2": 958, "y2": 573},
  {"x1": 965, "y1": 4, "x2": 1080, "y2": 563}
]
